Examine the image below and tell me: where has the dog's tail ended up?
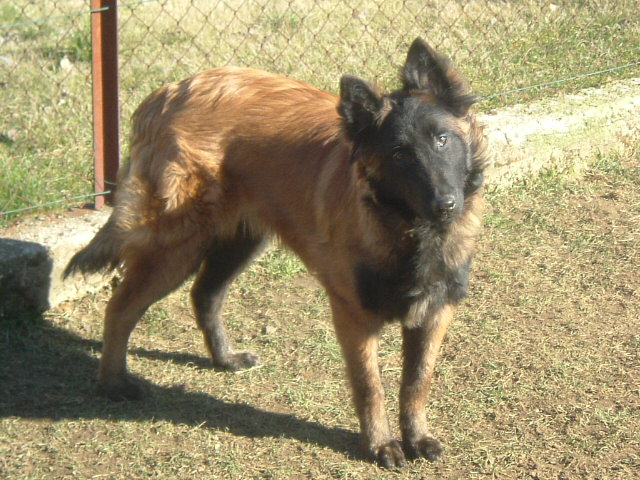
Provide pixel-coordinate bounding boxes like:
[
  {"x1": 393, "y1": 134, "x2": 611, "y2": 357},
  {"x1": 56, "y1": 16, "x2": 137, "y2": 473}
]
[{"x1": 63, "y1": 216, "x2": 122, "y2": 279}]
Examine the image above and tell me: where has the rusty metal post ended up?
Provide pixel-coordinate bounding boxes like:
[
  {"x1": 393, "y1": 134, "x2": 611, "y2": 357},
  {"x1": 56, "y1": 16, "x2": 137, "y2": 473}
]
[{"x1": 91, "y1": 0, "x2": 119, "y2": 208}]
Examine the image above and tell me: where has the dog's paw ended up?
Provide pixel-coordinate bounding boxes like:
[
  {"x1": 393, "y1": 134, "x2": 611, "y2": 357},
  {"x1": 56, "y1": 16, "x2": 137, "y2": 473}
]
[
  {"x1": 404, "y1": 435, "x2": 444, "y2": 462},
  {"x1": 216, "y1": 350, "x2": 261, "y2": 371},
  {"x1": 373, "y1": 440, "x2": 408, "y2": 469},
  {"x1": 97, "y1": 375, "x2": 146, "y2": 401}
]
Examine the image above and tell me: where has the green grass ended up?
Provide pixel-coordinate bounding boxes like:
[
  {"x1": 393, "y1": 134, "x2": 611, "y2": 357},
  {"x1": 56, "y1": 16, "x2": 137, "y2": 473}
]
[
  {"x1": 1, "y1": 0, "x2": 639, "y2": 222},
  {"x1": 1, "y1": 145, "x2": 639, "y2": 479}
]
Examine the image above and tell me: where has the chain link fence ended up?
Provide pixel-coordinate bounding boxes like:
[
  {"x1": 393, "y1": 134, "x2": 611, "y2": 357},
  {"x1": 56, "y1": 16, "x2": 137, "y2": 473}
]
[{"x1": 1, "y1": 0, "x2": 639, "y2": 222}]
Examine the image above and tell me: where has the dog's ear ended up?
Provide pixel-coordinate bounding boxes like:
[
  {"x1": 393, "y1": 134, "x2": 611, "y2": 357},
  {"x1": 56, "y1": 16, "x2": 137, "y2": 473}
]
[
  {"x1": 338, "y1": 75, "x2": 384, "y2": 141},
  {"x1": 402, "y1": 37, "x2": 476, "y2": 117}
]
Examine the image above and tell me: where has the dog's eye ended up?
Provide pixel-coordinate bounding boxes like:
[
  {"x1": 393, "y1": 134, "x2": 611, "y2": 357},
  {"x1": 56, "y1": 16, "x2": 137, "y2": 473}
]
[{"x1": 436, "y1": 134, "x2": 448, "y2": 148}]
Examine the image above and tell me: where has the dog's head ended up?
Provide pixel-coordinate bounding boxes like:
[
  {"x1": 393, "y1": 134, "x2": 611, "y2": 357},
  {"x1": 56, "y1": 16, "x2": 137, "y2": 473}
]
[{"x1": 338, "y1": 38, "x2": 486, "y2": 224}]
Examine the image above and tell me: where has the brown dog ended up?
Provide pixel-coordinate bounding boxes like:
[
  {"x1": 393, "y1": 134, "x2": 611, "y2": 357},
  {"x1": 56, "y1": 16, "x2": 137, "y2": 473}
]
[{"x1": 65, "y1": 38, "x2": 488, "y2": 468}]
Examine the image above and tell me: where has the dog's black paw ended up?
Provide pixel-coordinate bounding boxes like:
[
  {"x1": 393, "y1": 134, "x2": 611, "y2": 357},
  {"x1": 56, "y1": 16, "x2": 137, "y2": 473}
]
[
  {"x1": 97, "y1": 376, "x2": 146, "y2": 401},
  {"x1": 404, "y1": 435, "x2": 444, "y2": 462},
  {"x1": 373, "y1": 440, "x2": 408, "y2": 469},
  {"x1": 215, "y1": 350, "x2": 261, "y2": 371}
]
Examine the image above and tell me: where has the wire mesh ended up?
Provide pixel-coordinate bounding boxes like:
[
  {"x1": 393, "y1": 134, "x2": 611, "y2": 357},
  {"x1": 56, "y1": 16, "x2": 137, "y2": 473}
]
[
  {"x1": 1, "y1": 2, "x2": 95, "y2": 220},
  {"x1": 1, "y1": 0, "x2": 639, "y2": 221}
]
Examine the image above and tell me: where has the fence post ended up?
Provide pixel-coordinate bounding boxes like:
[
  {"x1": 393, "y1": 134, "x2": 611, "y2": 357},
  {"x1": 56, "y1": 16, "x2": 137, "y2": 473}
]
[{"x1": 91, "y1": 0, "x2": 119, "y2": 208}]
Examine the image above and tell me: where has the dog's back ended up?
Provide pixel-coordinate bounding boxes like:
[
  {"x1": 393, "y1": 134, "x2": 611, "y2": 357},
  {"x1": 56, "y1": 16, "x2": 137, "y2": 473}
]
[
  {"x1": 65, "y1": 68, "x2": 354, "y2": 281},
  {"x1": 118, "y1": 68, "x2": 351, "y2": 259}
]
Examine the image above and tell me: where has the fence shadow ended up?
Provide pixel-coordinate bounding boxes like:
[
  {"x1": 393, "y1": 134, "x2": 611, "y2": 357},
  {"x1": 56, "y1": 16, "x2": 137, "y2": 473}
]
[{"x1": 0, "y1": 317, "x2": 362, "y2": 460}]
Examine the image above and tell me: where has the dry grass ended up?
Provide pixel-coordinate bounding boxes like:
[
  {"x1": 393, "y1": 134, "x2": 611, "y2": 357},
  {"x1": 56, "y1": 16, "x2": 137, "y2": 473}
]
[{"x1": 1, "y1": 145, "x2": 639, "y2": 479}]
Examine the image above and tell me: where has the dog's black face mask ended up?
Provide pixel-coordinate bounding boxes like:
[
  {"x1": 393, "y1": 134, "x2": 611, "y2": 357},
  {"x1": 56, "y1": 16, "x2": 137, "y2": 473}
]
[
  {"x1": 364, "y1": 96, "x2": 471, "y2": 224},
  {"x1": 338, "y1": 38, "x2": 481, "y2": 226}
]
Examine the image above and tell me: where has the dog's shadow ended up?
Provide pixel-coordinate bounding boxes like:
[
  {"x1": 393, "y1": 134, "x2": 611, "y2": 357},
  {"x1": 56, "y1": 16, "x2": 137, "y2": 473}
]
[{"x1": 0, "y1": 317, "x2": 362, "y2": 460}]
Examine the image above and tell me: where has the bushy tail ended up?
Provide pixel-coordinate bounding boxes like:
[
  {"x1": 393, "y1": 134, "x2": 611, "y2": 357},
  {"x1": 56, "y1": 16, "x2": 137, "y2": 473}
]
[{"x1": 63, "y1": 217, "x2": 121, "y2": 278}]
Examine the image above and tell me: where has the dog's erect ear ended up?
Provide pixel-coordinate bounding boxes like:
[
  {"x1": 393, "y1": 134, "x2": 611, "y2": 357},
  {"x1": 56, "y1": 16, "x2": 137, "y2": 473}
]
[
  {"x1": 338, "y1": 75, "x2": 384, "y2": 141},
  {"x1": 402, "y1": 37, "x2": 476, "y2": 116}
]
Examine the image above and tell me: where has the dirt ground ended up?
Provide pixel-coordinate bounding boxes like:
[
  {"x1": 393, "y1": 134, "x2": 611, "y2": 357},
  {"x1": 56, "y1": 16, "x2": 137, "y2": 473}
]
[{"x1": 1, "y1": 150, "x2": 638, "y2": 479}]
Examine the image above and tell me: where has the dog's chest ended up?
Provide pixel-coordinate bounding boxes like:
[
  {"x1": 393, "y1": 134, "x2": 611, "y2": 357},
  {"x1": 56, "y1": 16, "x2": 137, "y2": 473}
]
[
  {"x1": 354, "y1": 259, "x2": 419, "y2": 319},
  {"x1": 354, "y1": 236, "x2": 471, "y2": 321}
]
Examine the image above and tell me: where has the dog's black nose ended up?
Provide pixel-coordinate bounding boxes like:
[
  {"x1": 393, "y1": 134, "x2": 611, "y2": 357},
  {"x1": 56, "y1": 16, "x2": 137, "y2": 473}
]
[{"x1": 434, "y1": 195, "x2": 456, "y2": 216}]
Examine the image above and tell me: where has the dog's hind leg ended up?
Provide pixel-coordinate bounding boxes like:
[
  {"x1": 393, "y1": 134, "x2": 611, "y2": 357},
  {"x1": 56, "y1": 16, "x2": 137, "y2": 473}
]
[
  {"x1": 399, "y1": 303, "x2": 455, "y2": 462},
  {"x1": 190, "y1": 228, "x2": 267, "y2": 371},
  {"x1": 99, "y1": 246, "x2": 203, "y2": 401}
]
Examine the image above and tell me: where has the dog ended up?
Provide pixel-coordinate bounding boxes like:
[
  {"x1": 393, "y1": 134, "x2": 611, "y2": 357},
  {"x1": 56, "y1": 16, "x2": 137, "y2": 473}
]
[{"x1": 65, "y1": 37, "x2": 488, "y2": 468}]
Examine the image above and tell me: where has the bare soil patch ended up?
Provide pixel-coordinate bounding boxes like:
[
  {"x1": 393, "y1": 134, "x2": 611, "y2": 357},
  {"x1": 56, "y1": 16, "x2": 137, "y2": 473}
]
[{"x1": 1, "y1": 151, "x2": 638, "y2": 479}]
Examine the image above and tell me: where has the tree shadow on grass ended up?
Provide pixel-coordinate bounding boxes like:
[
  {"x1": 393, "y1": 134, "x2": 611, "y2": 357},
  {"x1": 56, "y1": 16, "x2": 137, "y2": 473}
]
[{"x1": 0, "y1": 317, "x2": 362, "y2": 460}]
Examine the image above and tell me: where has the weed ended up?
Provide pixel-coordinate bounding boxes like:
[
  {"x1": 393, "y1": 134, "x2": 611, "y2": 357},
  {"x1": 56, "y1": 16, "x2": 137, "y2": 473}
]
[{"x1": 258, "y1": 248, "x2": 306, "y2": 279}]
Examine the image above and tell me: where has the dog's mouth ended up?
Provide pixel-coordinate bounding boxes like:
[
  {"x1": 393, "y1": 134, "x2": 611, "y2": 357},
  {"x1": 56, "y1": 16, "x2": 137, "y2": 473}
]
[
  {"x1": 431, "y1": 206, "x2": 459, "y2": 223},
  {"x1": 367, "y1": 178, "x2": 463, "y2": 225},
  {"x1": 433, "y1": 210, "x2": 457, "y2": 224},
  {"x1": 372, "y1": 192, "x2": 460, "y2": 226}
]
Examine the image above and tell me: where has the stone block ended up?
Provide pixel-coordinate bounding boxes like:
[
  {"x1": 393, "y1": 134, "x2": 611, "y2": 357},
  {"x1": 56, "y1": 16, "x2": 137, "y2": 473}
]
[
  {"x1": 0, "y1": 209, "x2": 113, "y2": 319},
  {"x1": 0, "y1": 238, "x2": 52, "y2": 319}
]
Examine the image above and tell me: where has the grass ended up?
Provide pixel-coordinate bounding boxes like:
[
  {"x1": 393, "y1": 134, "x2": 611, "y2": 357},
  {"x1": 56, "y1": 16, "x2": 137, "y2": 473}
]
[
  {"x1": 1, "y1": 0, "x2": 640, "y2": 222},
  {"x1": 1, "y1": 144, "x2": 639, "y2": 479}
]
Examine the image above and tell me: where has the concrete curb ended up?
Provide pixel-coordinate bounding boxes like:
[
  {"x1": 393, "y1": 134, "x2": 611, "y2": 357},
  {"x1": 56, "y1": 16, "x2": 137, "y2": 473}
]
[
  {"x1": 481, "y1": 77, "x2": 640, "y2": 184},
  {"x1": 1, "y1": 77, "x2": 639, "y2": 319},
  {"x1": 1, "y1": 209, "x2": 113, "y2": 319}
]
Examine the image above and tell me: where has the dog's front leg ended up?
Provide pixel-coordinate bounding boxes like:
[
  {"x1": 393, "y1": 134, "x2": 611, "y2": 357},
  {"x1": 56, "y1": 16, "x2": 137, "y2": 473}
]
[
  {"x1": 400, "y1": 302, "x2": 455, "y2": 461},
  {"x1": 329, "y1": 296, "x2": 407, "y2": 468}
]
